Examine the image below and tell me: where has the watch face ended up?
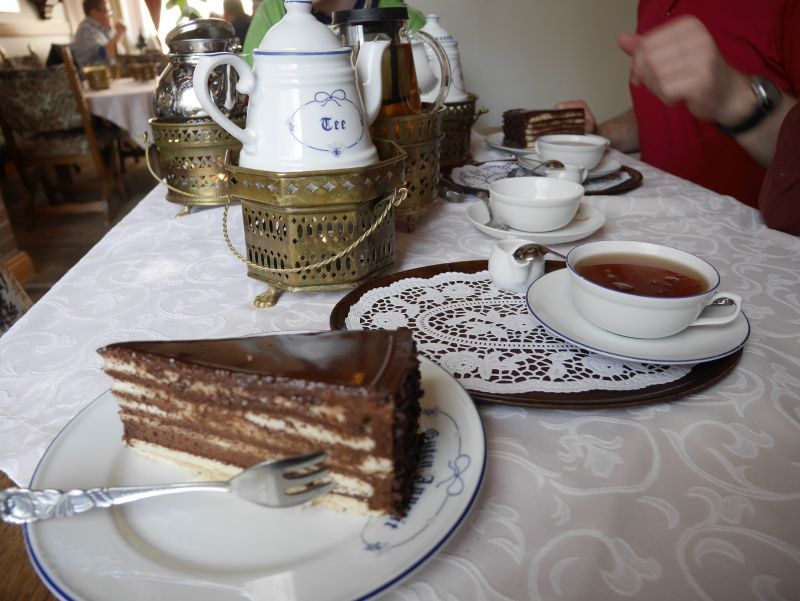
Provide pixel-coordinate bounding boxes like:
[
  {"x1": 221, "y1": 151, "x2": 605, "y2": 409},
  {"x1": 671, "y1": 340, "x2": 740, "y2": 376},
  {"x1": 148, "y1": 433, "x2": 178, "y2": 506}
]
[{"x1": 754, "y1": 75, "x2": 781, "y2": 110}]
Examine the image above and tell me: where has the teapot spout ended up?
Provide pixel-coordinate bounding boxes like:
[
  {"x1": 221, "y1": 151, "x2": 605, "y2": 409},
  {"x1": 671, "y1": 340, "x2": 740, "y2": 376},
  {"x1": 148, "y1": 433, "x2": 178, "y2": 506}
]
[{"x1": 355, "y1": 39, "x2": 390, "y2": 125}]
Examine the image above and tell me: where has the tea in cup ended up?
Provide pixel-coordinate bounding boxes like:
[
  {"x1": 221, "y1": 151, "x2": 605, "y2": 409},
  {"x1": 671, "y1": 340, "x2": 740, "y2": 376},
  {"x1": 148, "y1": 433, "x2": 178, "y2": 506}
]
[
  {"x1": 535, "y1": 134, "x2": 609, "y2": 170},
  {"x1": 488, "y1": 239, "x2": 545, "y2": 293},
  {"x1": 566, "y1": 241, "x2": 742, "y2": 339}
]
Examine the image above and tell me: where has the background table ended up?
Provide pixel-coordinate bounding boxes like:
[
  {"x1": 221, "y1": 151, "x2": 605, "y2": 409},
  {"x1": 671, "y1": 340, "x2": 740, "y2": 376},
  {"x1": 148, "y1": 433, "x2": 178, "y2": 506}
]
[
  {"x1": 1, "y1": 137, "x2": 799, "y2": 600},
  {"x1": 84, "y1": 77, "x2": 156, "y2": 147}
]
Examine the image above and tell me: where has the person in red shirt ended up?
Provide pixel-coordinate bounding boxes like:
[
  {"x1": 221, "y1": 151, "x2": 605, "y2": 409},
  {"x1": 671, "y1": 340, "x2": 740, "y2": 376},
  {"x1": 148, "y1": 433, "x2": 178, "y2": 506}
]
[
  {"x1": 758, "y1": 102, "x2": 800, "y2": 235},
  {"x1": 558, "y1": 0, "x2": 800, "y2": 218}
]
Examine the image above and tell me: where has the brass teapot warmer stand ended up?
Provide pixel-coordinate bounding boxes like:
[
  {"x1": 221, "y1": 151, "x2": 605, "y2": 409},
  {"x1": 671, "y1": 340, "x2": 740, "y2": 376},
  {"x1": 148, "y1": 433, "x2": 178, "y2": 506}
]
[
  {"x1": 371, "y1": 107, "x2": 445, "y2": 231},
  {"x1": 146, "y1": 117, "x2": 243, "y2": 216},
  {"x1": 223, "y1": 139, "x2": 407, "y2": 308},
  {"x1": 439, "y1": 93, "x2": 488, "y2": 169}
]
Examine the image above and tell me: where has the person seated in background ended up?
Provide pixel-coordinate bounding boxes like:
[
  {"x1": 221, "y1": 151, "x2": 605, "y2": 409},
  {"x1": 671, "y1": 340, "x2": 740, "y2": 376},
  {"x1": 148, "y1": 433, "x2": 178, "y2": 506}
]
[
  {"x1": 71, "y1": 0, "x2": 126, "y2": 69},
  {"x1": 223, "y1": 0, "x2": 252, "y2": 45},
  {"x1": 556, "y1": 1, "x2": 799, "y2": 217},
  {"x1": 243, "y1": 0, "x2": 424, "y2": 57}
]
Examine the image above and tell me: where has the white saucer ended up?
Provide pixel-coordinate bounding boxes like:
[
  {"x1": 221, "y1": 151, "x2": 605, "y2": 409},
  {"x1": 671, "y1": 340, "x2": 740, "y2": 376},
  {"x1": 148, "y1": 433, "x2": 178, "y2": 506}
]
[
  {"x1": 585, "y1": 155, "x2": 622, "y2": 179},
  {"x1": 466, "y1": 201, "x2": 605, "y2": 245},
  {"x1": 485, "y1": 132, "x2": 537, "y2": 157},
  {"x1": 526, "y1": 270, "x2": 750, "y2": 364},
  {"x1": 518, "y1": 151, "x2": 621, "y2": 180}
]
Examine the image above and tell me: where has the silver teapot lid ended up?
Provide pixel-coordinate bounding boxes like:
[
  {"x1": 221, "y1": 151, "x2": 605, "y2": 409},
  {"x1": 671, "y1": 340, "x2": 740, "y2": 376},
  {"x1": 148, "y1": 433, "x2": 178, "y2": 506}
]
[{"x1": 165, "y1": 18, "x2": 236, "y2": 53}]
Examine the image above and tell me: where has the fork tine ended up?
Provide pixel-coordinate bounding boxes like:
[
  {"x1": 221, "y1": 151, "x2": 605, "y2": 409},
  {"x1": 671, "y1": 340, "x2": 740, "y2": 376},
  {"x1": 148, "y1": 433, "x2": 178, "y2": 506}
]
[
  {"x1": 281, "y1": 481, "x2": 333, "y2": 506},
  {"x1": 283, "y1": 467, "x2": 329, "y2": 489},
  {"x1": 275, "y1": 450, "x2": 327, "y2": 474}
]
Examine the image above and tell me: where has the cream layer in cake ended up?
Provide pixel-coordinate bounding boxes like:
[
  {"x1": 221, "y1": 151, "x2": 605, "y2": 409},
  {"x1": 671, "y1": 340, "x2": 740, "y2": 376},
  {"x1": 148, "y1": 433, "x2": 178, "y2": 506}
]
[{"x1": 98, "y1": 329, "x2": 422, "y2": 517}]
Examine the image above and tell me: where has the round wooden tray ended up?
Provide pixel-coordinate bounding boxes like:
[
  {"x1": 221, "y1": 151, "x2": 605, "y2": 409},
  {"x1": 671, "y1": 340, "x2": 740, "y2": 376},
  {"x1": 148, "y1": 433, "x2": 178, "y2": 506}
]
[
  {"x1": 444, "y1": 161, "x2": 643, "y2": 196},
  {"x1": 330, "y1": 260, "x2": 742, "y2": 409}
]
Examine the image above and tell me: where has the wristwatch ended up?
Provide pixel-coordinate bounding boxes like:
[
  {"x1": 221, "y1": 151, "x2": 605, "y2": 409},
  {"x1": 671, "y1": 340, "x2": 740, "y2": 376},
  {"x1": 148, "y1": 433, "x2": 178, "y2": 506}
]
[{"x1": 716, "y1": 75, "x2": 782, "y2": 136}]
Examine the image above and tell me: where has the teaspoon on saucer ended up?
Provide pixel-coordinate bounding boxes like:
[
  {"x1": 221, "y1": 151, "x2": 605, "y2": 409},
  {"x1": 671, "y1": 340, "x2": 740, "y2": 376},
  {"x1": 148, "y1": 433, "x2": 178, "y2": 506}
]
[
  {"x1": 476, "y1": 191, "x2": 508, "y2": 231},
  {"x1": 512, "y1": 243, "x2": 566, "y2": 262}
]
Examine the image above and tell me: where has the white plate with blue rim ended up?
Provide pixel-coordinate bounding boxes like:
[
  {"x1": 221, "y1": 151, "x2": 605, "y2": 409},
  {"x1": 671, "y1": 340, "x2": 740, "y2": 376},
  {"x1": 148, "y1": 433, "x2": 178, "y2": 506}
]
[
  {"x1": 526, "y1": 269, "x2": 750, "y2": 364},
  {"x1": 23, "y1": 357, "x2": 486, "y2": 601}
]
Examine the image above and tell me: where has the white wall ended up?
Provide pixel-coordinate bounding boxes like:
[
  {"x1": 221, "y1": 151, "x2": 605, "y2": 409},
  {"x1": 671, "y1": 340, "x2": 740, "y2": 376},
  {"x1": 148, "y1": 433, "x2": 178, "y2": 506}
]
[
  {"x1": 0, "y1": 1, "x2": 72, "y2": 59},
  {"x1": 417, "y1": 0, "x2": 638, "y2": 129}
]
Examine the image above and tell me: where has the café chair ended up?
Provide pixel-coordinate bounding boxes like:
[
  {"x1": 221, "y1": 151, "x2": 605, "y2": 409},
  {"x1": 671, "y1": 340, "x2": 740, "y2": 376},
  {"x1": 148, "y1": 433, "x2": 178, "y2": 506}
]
[
  {"x1": 0, "y1": 48, "x2": 127, "y2": 226},
  {"x1": 0, "y1": 45, "x2": 42, "y2": 71}
]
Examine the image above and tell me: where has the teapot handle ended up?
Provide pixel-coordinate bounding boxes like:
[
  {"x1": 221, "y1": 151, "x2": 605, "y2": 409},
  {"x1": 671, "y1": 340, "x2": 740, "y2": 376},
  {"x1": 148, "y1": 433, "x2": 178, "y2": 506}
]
[
  {"x1": 408, "y1": 29, "x2": 450, "y2": 111},
  {"x1": 192, "y1": 53, "x2": 256, "y2": 152}
]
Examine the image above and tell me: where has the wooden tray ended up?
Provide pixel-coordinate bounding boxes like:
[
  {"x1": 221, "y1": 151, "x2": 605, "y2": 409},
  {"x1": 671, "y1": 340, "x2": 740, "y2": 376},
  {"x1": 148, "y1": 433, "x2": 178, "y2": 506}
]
[
  {"x1": 330, "y1": 260, "x2": 742, "y2": 409},
  {"x1": 586, "y1": 165, "x2": 642, "y2": 195},
  {"x1": 444, "y1": 161, "x2": 643, "y2": 196}
]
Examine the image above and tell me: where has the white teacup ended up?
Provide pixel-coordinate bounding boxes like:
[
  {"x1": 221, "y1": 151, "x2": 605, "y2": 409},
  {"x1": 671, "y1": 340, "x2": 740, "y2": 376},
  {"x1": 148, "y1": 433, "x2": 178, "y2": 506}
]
[
  {"x1": 542, "y1": 164, "x2": 588, "y2": 184},
  {"x1": 488, "y1": 176, "x2": 584, "y2": 233},
  {"x1": 535, "y1": 134, "x2": 609, "y2": 170},
  {"x1": 488, "y1": 239, "x2": 545, "y2": 293},
  {"x1": 566, "y1": 241, "x2": 743, "y2": 339}
]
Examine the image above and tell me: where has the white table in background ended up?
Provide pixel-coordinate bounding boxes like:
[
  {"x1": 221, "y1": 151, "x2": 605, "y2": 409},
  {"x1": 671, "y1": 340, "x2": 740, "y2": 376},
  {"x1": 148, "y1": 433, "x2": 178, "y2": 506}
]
[{"x1": 84, "y1": 77, "x2": 156, "y2": 146}]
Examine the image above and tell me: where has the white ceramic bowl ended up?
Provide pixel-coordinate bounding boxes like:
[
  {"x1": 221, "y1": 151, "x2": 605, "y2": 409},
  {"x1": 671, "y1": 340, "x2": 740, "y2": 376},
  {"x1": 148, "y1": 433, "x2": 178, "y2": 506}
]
[
  {"x1": 535, "y1": 134, "x2": 609, "y2": 170},
  {"x1": 566, "y1": 240, "x2": 742, "y2": 339},
  {"x1": 489, "y1": 176, "x2": 584, "y2": 232}
]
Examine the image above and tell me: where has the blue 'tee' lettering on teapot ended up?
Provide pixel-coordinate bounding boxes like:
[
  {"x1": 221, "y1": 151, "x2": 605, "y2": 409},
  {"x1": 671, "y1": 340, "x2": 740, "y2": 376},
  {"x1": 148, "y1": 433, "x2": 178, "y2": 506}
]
[{"x1": 193, "y1": 0, "x2": 389, "y2": 172}]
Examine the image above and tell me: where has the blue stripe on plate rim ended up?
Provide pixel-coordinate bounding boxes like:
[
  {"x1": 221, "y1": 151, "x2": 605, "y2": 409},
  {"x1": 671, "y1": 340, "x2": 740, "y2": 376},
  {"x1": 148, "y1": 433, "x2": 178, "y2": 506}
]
[
  {"x1": 525, "y1": 292, "x2": 751, "y2": 366},
  {"x1": 23, "y1": 378, "x2": 487, "y2": 601}
]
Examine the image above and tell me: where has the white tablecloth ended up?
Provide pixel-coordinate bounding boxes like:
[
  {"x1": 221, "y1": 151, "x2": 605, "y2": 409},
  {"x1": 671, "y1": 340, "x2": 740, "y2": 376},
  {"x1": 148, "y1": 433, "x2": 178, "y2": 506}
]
[
  {"x1": 2, "y1": 136, "x2": 799, "y2": 600},
  {"x1": 84, "y1": 77, "x2": 155, "y2": 146}
]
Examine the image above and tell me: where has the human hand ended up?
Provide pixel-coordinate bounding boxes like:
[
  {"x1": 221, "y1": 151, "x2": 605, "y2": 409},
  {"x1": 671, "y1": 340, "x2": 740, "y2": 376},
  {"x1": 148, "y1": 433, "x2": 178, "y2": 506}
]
[
  {"x1": 618, "y1": 15, "x2": 753, "y2": 126},
  {"x1": 554, "y1": 100, "x2": 598, "y2": 134},
  {"x1": 114, "y1": 22, "x2": 127, "y2": 36}
]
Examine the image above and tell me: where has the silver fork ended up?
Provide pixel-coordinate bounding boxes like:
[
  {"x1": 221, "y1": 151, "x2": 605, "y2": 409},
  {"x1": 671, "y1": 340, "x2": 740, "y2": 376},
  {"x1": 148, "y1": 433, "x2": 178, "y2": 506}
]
[{"x1": 0, "y1": 451, "x2": 331, "y2": 524}]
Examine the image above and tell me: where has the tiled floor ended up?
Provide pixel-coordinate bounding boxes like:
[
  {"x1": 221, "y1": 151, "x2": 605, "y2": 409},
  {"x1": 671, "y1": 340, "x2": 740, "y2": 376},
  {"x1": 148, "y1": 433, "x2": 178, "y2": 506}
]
[{"x1": 5, "y1": 159, "x2": 156, "y2": 303}]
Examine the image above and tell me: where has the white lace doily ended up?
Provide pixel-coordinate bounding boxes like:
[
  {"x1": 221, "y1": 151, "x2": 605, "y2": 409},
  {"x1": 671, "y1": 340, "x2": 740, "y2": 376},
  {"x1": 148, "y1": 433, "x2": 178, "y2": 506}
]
[{"x1": 344, "y1": 271, "x2": 690, "y2": 395}]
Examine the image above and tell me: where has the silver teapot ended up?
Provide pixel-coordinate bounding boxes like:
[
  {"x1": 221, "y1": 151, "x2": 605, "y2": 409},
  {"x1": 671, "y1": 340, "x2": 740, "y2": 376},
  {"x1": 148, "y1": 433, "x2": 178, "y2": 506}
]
[{"x1": 154, "y1": 19, "x2": 247, "y2": 120}]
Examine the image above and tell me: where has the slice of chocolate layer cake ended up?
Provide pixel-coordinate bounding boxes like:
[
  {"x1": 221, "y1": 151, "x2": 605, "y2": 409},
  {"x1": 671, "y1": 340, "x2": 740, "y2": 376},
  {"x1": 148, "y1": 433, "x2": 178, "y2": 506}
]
[
  {"x1": 502, "y1": 108, "x2": 586, "y2": 148},
  {"x1": 98, "y1": 329, "x2": 422, "y2": 517}
]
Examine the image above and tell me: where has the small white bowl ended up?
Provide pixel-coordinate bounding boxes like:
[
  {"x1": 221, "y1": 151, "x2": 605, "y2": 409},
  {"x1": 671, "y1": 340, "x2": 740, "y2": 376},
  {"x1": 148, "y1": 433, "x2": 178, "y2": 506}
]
[
  {"x1": 536, "y1": 134, "x2": 609, "y2": 170},
  {"x1": 488, "y1": 176, "x2": 584, "y2": 232},
  {"x1": 566, "y1": 240, "x2": 742, "y2": 339}
]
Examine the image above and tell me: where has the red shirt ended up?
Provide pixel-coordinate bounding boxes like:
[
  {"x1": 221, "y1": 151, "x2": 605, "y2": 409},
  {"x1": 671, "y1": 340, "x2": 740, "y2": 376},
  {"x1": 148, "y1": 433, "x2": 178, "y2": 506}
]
[
  {"x1": 633, "y1": 0, "x2": 800, "y2": 206},
  {"x1": 758, "y1": 102, "x2": 800, "y2": 234}
]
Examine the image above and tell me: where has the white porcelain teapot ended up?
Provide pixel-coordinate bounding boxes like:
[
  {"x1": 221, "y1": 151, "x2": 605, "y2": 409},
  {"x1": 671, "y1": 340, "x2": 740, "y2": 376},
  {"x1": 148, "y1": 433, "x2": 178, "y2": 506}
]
[
  {"x1": 417, "y1": 14, "x2": 468, "y2": 103},
  {"x1": 192, "y1": 0, "x2": 389, "y2": 172}
]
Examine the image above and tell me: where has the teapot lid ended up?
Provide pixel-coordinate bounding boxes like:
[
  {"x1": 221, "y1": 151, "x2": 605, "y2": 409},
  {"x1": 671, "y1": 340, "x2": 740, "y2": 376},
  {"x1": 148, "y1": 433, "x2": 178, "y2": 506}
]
[
  {"x1": 165, "y1": 18, "x2": 234, "y2": 46},
  {"x1": 421, "y1": 14, "x2": 455, "y2": 44},
  {"x1": 257, "y1": 0, "x2": 344, "y2": 52}
]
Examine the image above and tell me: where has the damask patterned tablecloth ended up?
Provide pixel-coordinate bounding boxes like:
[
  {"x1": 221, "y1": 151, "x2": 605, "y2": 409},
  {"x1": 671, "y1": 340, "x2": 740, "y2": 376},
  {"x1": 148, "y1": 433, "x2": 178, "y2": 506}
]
[{"x1": 2, "y1": 141, "x2": 800, "y2": 600}]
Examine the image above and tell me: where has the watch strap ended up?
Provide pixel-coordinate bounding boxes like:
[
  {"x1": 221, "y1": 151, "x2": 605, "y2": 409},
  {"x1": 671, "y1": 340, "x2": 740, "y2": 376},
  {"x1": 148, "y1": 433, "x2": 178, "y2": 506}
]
[{"x1": 716, "y1": 76, "x2": 781, "y2": 136}]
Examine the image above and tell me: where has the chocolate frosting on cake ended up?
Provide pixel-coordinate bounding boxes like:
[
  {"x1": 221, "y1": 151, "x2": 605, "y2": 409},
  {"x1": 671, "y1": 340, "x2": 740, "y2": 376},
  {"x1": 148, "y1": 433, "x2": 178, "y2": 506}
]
[{"x1": 100, "y1": 330, "x2": 413, "y2": 389}]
